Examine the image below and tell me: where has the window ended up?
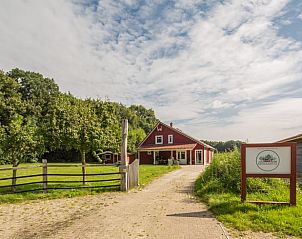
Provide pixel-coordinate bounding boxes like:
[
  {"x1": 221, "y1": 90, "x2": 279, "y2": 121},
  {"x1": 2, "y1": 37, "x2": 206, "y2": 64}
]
[
  {"x1": 168, "y1": 135, "x2": 173, "y2": 144},
  {"x1": 177, "y1": 151, "x2": 186, "y2": 159},
  {"x1": 155, "y1": 135, "x2": 163, "y2": 144},
  {"x1": 195, "y1": 150, "x2": 203, "y2": 164}
]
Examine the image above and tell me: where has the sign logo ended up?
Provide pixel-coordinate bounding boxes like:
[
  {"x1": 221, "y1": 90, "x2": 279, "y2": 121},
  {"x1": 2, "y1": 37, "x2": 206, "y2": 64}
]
[{"x1": 256, "y1": 150, "x2": 280, "y2": 172}]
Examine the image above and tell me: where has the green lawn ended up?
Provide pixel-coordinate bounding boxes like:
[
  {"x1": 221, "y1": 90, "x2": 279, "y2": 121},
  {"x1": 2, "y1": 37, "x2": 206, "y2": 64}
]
[
  {"x1": 195, "y1": 151, "x2": 302, "y2": 238},
  {"x1": 0, "y1": 163, "x2": 179, "y2": 204},
  {"x1": 196, "y1": 187, "x2": 302, "y2": 238},
  {"x1": 139, "y1": 165, "x2": 180, "y2": 187}
]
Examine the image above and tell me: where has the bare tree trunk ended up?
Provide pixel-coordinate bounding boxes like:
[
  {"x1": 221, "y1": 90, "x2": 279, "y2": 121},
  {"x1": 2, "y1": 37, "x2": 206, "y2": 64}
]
[{"x1": 80, "y1": 151, "x2": 86, "y2": 185}]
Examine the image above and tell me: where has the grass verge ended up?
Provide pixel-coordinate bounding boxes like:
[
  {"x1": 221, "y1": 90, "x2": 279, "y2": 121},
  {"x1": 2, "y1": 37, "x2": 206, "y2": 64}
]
[
  {"x1": 195, "y1": 150, "x2": 302, "y2": 238},
  {"x1": 0, "y1": 163, "x2": 179, "y2": 204}
]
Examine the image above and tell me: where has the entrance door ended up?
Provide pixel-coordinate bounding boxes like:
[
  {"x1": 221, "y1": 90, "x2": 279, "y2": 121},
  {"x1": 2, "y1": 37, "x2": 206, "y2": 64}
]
[
  {"x1": 177, "y1": 151, "x2": 187, "y2": 165},
  {"x1": 195, "y1": 150, "x2": 204, "y2": 165}
]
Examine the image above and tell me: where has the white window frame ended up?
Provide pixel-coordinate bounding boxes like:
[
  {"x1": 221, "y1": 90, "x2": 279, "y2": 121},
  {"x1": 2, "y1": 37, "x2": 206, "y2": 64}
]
[
  {"x1": 177, "y1": 151, "x2": 186, "y2": 160},
  {"x1": 155, "y1": 135, "x2": 163, "y2": 145},
  {"x1": 177, "y1": 150, "x2": 187, "y2": 165},
  {"x1": 195, "y1": 150, "x2": 204, "y2": 165},
  {"x1": 168, "y1": 135, "x2": 173, "y2": 144}
]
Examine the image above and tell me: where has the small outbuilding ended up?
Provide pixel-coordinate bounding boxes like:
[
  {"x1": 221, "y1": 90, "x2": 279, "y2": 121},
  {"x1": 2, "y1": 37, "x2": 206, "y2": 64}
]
[
  {"x1": 99, "y1": 151, "x2": 136, "y2": 164},
  {"x1": 137, "y1": 121, "x2": 214, "y2": 165},
  {"x1": 277, "y1": 133, "x2": 302, "y2": 175},
  {"x1": 99, "y1": 151, "x2": 120, "y2": 164}
]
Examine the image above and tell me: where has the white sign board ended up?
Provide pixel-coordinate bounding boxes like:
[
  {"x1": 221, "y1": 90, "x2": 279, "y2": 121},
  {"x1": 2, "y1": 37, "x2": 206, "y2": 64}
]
[{"x1": 246, "y1": 147, "x2": 291, "y2": 174}]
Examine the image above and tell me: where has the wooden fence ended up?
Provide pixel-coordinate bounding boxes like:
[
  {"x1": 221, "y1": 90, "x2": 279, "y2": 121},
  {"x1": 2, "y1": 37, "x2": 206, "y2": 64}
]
[{"x1": 0, "y1": 159, "x2": 122, "y2": 194}]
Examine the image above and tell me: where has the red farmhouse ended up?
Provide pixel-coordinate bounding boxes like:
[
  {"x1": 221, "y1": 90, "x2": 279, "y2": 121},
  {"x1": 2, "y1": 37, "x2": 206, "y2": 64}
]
[{"x1": 137, "y1": 122, "x2": 214, "y2": 165}]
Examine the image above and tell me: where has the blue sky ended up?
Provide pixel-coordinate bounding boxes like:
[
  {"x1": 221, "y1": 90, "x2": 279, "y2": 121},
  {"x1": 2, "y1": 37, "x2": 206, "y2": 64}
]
[{"x1": 1, "y1": 0, "x2": 302, "y2": 142}]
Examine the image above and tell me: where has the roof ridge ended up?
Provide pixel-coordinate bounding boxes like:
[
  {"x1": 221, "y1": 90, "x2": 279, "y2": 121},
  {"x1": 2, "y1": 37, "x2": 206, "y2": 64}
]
[
  {"x1": 276, "y1": 133, "x2": 302, "y2": 143},
  {"x1": 159, "y1": 122, "x2": 214, "y2": 149}
]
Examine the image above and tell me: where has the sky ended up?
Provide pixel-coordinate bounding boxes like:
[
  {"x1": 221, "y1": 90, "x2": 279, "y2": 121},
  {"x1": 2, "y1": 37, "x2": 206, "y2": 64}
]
[{"x1": 0, "y1": 0, "x2": 302, "y2": 142}]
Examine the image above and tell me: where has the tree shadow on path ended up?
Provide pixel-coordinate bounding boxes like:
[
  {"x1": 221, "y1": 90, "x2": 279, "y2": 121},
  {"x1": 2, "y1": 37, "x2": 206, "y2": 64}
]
[{"x1": 166, "y1": 211, "x2": 214, "y2": 218}]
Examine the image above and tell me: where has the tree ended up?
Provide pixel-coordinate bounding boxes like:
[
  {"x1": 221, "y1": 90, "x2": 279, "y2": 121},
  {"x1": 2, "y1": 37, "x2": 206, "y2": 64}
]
[
  {"x1": 45, "y1": 95, "x2": 109, "y2": 183},
  {"x1": 2, "y1": 115, "x2": 40, "y2": 191},
  {"x1": 0, "y1": 71, "x2": 24, "y2": 126},
  {"x1": 128, "y1": 128, "x2": 146, "y2": 153},
  {"x1": 7, "y1": 68, "x2": 59, "y2": 117},
  {"x1": 0, "y1": 125, "x2": 8, "y2": 164},
  {"x1": 71, "y1": 99, "x2": 109, "y2": 184},
  {"x1": 89, "y1": 99, "x2": 121, "y2": 153},
  {"x1": 0, "y1": 68, "x2": 159, "y2": 166},
  {"x1": 129, "y1": 105, "x2": 157, "y2": 133},
  {"x1": 202, "y1": 140, "x2": 244, "y2": 152}
]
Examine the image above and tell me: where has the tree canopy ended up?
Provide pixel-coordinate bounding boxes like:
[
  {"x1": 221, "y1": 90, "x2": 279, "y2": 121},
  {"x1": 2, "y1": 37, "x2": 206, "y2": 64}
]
[
  {"x1": 202, "y1": 140, "x2": 244, "y2": 153},
  {"x1": 0, "y1": 68, "x2": 158, "y2": 164}
]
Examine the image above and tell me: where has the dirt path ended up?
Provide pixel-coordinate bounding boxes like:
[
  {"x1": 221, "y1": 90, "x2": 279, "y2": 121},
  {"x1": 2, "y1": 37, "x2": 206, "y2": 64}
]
[{"x1": 0, "y1": 166, "x2": 229, "y2": 239}]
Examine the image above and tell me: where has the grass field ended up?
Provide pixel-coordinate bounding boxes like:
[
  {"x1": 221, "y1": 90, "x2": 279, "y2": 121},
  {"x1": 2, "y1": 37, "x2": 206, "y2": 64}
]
[
  {"x1": 195, "y1": 150, "x2": 302, "y2": 238},
  {"x1": 0, "y1": 163, "x2": 179, "y2": 204}
]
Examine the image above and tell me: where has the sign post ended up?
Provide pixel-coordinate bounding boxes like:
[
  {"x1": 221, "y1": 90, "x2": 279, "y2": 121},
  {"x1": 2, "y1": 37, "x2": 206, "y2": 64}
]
[{"x1": 241, "y1": 143, "x2": 296, "y2": 206}]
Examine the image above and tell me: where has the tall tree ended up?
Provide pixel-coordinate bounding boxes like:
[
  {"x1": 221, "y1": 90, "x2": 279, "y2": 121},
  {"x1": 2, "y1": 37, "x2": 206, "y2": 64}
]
[
  {"x1": 0, "y1": 68, "x2": 159, "y2": 165},
  {"x1": 2, "y1": 115, "x2": 39, "y2": 191},
  {"x1": 128, "y1": 127, "x2": 146, "y2": 153},
  {"x1": 7, "y1": 68, "x2": 59, "y2": 117},
  {"x1": 0, "y1": 71, "x2": 24, "y2": 126},
  {"x1": 129, "y1": 105, "x2": 157, "y2": 133}
]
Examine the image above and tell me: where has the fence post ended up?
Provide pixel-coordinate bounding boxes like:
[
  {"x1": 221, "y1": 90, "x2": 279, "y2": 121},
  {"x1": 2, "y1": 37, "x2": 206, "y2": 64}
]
[
  {"x1": 42, "y1": 159, "x2": 47, "y2": 193},
  {"x1": 120, "y1": 119, "x2": 128, "y2": 191},
  {"x1": 120, "y1": 166, "x2": 128, "y2": 191},
  {"x1": 12, "y1": 166, "x2": 17, "y2": 193},
  {"x1": 82, "y1": 162, "x2": 86, "y2": 185}
]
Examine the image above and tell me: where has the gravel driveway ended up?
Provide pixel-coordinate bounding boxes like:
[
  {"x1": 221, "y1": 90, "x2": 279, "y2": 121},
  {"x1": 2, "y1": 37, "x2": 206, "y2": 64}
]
[{"x1": 0, "y1": 165, "x2": 229, "y2": 239}]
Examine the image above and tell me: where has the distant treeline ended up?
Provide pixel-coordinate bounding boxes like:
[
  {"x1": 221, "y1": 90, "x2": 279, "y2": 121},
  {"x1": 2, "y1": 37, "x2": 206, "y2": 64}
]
[
  {"x1": 0, "y1": 68, "x2": 158, "y2": 166},
  {"x1": 203, "y1": 140, "x2": 244, "y2": 153}
]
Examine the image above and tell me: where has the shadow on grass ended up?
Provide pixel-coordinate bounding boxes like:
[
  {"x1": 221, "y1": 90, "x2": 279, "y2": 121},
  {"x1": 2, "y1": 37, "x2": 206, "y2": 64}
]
[{"x1": 201, "y1": 193, "x2": 293, "y2": 217}]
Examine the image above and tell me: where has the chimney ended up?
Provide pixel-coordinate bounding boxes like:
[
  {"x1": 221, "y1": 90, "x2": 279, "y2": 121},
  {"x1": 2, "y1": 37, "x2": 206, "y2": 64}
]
[{"x1": 170, "y1": 122, "x2": 173, "y2": 127}]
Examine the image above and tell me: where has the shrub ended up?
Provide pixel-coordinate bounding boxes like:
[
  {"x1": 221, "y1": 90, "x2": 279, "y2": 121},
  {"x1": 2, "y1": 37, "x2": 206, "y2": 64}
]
[
  {"x1": 196, "y1": 149, "x2": 241, "y2": 194},
  {"x1": 195, "y1": 149, "x2": 288, "y2": 196}
]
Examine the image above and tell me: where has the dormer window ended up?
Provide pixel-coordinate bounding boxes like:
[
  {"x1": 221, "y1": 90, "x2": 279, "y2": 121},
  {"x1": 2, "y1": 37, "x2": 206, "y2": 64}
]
[
  {"x1": 155, "y1": 135, "x2": 163, "y2": 144},
  {"x1": 168, "y1": 135, "x2": 173, "y2": 144}
]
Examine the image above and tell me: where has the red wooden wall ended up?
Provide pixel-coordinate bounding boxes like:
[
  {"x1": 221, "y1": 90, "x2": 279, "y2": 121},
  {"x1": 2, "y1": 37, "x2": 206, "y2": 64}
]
[{"x1": 140, "y1": 123, "x2": 196, "y2": 147}]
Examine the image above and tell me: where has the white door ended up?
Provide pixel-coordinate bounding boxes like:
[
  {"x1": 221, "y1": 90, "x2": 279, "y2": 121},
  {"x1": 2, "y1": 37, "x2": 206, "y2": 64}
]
[
  {"x1": 177, "y1": 151, "x2": 187, "y2": 165},
  {"x1": 195, "y1": 150, "x2": 204, "y2": 165}
]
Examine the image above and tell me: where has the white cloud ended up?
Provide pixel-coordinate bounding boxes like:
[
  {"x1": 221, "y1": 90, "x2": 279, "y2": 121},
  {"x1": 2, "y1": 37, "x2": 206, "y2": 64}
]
[
  {"x1": 186, "y1": 97, "x2": 302, "y2": 142},
  {"x1": 0, "y1": 0, "x2": 302, "y2": 142},
  {"x1": 0, "y1": 0, "x2": 139, "y2": 102}
]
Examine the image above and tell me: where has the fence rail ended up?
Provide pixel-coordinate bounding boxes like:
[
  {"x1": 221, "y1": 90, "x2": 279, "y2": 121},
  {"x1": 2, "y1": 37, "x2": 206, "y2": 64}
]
[
  {"x1": 0, "y1": 160, "x2": 122, "y2": 194},
  {"x1": 0, "y1": 163, "x2": 118, "y2": 171},
  {"x1": 0, "y1": 158, "x2": 140, "y2": 194}
]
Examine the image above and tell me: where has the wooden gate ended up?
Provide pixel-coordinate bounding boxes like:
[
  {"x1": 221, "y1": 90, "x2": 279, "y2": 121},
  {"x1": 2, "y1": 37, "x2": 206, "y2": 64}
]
[{"x1": 127, "y1": 159, "x2": 139, "y2": 189}]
